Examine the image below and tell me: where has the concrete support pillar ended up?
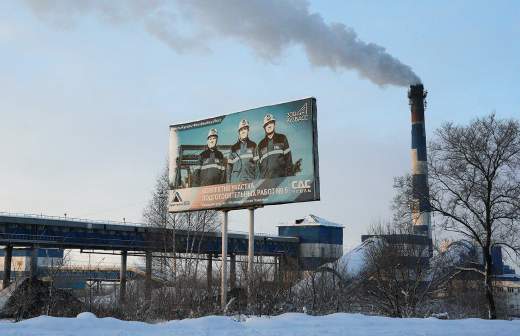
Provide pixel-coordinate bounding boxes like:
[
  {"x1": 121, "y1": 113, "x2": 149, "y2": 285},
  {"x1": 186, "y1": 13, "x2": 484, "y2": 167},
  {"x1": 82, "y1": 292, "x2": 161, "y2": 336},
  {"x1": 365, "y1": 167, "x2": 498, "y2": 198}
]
[
  {"x1": 2, "y1": 245, "x2": 13, "y2": 289},
  {"x1": 230, "y1": 254, "x2": 236, "y2": 290},
  {"x1": 274, "y1": 255, "x2": 280, "y2": 283},
  {"x1": 279, "y1": 255, "x2": 286, "y2": 283},
  {"x1": 207, "y1": 254, "x2": 213, "y2": 291},
  {"x1": 145, "y1": 251, "x2": 152, "y2": 303},
  {"x1": 30, "y1": 245, "x2": 38, "y2": 279},
  {"x1": 281, "y1": 256, "x2": 300, "y2": 283},
  {"x1": 120, "y1": 250, "x2": 127, "y2": 305}
]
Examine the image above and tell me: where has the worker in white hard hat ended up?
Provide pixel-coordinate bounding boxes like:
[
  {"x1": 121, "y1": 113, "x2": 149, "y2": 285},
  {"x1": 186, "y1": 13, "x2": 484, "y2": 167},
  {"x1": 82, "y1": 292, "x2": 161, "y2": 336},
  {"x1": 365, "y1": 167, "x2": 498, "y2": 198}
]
[
  {"x1": 227, "y1": 119, "x2": 258, "y2": 183},
  {"x1": 256, "y1": 113, "x2": 293, "y2": 178},
  {"x1": 193, "y1": 128, "x2": 226, "y2": 186},
  {"x1": 207, "y1": 128, "x2": 218, "y2": 149}
]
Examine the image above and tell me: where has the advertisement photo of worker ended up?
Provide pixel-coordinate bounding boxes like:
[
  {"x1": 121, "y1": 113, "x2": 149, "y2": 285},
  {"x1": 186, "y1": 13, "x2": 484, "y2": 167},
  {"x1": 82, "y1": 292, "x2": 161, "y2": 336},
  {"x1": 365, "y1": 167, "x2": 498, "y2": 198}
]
[
  {"x1": 193, "y1": 128, "x2": 226, "y2": 187},
  {"x1": 256, "y1": 113, "x2": 294, "y2": 179},
  {"x1": 227, "y1": 119, "x2": 258, "y2": 183}
]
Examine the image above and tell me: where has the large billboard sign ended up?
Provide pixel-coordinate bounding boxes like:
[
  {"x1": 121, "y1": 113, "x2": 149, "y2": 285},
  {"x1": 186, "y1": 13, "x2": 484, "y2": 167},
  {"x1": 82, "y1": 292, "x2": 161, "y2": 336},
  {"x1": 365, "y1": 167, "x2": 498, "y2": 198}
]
[{"x1": 168, "y1": 98, "x2": 319, "y2": 212}]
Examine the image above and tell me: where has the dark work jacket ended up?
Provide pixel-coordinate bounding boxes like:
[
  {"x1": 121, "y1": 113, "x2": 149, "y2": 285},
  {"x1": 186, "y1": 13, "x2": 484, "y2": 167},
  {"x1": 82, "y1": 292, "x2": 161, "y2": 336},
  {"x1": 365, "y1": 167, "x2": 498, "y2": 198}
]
[
  {"x1": 194, "y1": 148, "x2": 226, "y2": 186},
  {"x1": 227, "y1": 138, "x2": 258, "y2": 183},
  {"x1": 256, "y1": 133, "x2": 293, "y2": 179}
]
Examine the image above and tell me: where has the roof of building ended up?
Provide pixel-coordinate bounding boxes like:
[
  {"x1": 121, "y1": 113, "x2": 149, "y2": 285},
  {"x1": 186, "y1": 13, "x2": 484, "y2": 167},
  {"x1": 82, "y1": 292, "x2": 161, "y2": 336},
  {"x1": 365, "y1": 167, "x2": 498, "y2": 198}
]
[{"x1": 278, "y1": 214, "x2": 344, "y2": 228}]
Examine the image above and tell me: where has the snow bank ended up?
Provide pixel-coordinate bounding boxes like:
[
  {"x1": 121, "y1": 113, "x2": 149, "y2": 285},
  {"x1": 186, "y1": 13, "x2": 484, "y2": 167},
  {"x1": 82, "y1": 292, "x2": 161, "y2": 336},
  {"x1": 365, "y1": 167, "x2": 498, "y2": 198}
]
[
  {"x1": 1, "y1": 312, "x2": 519, "y2": 336},
  {"x1": 0, "y1": 278, "x2": 25, "y2": 311}
]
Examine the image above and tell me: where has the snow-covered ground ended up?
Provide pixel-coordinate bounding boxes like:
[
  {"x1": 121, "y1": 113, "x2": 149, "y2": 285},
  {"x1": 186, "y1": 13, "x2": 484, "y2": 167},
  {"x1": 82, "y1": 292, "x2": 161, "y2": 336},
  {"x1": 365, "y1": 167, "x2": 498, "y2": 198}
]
[{"x1": 1, "y1": 312, "x2": 519, "y2": 336}]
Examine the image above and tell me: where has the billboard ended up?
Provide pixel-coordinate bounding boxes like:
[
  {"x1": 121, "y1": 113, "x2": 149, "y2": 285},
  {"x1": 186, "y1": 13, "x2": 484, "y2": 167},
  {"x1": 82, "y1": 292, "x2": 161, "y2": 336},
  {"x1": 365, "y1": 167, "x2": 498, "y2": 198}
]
[{"x1": 168, "y1": 98, "x2": 319, "y2": 212}]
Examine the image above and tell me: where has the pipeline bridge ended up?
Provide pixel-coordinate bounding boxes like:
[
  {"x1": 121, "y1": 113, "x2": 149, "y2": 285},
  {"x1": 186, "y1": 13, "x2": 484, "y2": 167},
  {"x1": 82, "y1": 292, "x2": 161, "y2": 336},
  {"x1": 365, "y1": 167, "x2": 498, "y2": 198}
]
[
  {"x1": 0, "y1": 212, "x2": 298, "y2": 298},
  {"x1": 0, "y1": 212, "x2": 298, "y2": 256},
  {"x1": 0, "y1": 212, "x2": 343, "y2": 302}
]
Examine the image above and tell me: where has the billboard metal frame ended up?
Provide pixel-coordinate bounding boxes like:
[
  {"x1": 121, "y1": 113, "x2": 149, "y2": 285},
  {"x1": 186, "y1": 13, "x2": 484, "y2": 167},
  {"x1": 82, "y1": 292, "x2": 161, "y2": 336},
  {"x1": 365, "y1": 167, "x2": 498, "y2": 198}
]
[{"x1": 168, "y1": 97, "x2": 320, "y2": 213}]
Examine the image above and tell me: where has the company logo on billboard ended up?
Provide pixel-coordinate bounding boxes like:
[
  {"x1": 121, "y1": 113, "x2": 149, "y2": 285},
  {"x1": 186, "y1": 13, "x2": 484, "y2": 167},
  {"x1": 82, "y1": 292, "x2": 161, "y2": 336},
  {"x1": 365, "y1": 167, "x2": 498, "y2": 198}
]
[
  {"x1": 291, "y1": 179, "x2": 312, "y2": 193},
  {"x1": 170, "y1": 191, "x2": 190, "y2": 207},
  {"x1": 286, "y1": 103, "x2": 309, "y2": 123}
]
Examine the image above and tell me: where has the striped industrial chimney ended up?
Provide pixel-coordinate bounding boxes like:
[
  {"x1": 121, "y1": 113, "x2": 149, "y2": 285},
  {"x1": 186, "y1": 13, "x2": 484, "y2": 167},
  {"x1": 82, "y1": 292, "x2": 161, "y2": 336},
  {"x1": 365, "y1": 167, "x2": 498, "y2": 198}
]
[{"x1": 409, "y1": 84, "x2": 431, "y2": 237}]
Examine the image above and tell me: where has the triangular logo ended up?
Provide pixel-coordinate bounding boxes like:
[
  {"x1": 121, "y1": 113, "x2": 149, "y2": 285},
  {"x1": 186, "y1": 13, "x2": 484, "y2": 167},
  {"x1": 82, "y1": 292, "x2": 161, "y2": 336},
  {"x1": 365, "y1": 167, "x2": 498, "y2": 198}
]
[
  {"x1": 172, "y1": 191, "x2": 183, "y2": 204},
  {"x1": 298, "y1": 103, "x2": 307, "y2": 114}
]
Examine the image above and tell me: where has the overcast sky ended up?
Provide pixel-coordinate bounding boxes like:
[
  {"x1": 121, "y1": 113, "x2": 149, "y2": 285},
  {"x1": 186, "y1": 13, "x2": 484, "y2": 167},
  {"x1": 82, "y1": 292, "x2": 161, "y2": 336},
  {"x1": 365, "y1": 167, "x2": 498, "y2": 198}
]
[{"x1": 1, "y1": 0, "x2": 519, "y2": 255}]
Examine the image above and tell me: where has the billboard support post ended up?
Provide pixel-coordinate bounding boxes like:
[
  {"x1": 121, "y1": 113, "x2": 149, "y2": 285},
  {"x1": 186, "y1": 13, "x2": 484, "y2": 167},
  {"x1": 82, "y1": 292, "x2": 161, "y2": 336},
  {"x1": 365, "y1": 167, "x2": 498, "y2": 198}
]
[
  {"x1": 247, "y1": 208, "x2": 255, "y2": 306},
  {"x1": 221, "y1": 210, "x2": 229, "y2": 312}
]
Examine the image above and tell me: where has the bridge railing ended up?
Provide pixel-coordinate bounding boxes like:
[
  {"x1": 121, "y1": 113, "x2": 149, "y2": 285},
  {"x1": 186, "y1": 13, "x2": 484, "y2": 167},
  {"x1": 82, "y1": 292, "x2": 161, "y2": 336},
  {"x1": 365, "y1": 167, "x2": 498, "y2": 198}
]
[
  {"x1": 0, "y1": 212, "x2": 288, "y2": 239},
  {"x1": 0, "y1": 232, "x2": 154, "y2": 248},
  {"x1": 0, "y1": 211, "x2": 144, "y2": 226}
]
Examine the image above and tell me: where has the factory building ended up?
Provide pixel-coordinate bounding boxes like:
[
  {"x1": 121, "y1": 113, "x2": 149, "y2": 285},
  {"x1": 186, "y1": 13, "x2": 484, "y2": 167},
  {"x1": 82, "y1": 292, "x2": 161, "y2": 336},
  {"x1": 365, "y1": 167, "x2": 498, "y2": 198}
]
[
  {"x1": 278, "y1": 214, "x2": 343, "y2": 270},
  {"x1": 490, "y1": 246, "x2": 520, "y2": 317}
]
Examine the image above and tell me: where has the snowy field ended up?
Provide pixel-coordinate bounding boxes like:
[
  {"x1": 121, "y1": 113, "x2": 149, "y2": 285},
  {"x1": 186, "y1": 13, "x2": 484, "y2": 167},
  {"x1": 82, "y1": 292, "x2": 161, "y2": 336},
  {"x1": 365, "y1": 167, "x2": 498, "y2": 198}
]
[{"x1": 1, "y1": 312, "x2": 519, "y2": 336}]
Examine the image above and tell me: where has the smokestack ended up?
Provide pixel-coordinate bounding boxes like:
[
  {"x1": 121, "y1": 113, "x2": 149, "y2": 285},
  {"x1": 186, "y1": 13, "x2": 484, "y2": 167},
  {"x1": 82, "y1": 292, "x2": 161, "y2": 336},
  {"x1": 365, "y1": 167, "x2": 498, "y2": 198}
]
[{"x1": 408, "y1": 84, "x2": 431, "y2": 237}]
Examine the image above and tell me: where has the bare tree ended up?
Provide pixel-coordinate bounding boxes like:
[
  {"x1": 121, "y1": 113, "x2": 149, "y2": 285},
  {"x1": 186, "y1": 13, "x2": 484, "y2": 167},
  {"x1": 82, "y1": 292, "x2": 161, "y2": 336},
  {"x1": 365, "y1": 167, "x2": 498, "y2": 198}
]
[
  {"x1": 42, "y1": 249, "x2": 73, "y2": 315},
  {"x1": 436, "y1": 240, "x2": 489, "y2": 318},
  {"x1": 141, "y1": 166, "x2": 221, "y2": 319},
  {"x1": 291, "y1": 260, "x2": 356, "y2": 315},
  {"x1": 357, "y1": 223, "x2": 443, "y2": 318},
  {"x1": 428, "y1": 114, "x2": 520, "y2": 319}
]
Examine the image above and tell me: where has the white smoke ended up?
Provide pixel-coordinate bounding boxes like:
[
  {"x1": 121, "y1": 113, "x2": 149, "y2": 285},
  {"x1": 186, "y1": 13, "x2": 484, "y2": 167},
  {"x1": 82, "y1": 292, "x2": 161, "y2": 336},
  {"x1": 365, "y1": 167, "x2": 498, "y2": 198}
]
[{"x1": 25, "y1": 0, "x2": 421, "y2": 86}]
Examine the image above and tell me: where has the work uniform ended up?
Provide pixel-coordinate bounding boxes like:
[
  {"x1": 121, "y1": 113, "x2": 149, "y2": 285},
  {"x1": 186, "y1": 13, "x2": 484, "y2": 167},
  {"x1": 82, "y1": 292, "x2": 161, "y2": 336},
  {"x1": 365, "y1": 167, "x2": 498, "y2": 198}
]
[
  {"x1": 227, "y1": 138, "x2": 258, "y2": 183},
  {"x1": 194, "y1": 148, "x2": 226, "y2": 186},
  {"x1": 256, "y1": 133, "x2": 293, "y2": 179}
]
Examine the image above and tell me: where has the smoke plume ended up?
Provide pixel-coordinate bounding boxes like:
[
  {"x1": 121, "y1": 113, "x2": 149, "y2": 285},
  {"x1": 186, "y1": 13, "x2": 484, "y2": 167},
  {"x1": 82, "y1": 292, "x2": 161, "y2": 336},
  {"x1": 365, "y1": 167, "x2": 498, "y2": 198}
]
[{"x1": 25, "y1": 0, "x2": 421, "y2": 87}]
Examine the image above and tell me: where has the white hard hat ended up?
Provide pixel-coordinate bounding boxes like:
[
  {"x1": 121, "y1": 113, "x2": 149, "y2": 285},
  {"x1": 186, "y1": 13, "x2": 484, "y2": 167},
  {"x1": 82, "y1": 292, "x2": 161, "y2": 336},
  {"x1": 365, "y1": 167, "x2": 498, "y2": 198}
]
[
  {"x1": 263, "y1": 114, "x2": 276, "y2": 127},
  {"x1": 207, "y1": 128, "x2": 218, "y2": 138},
  {"x1": 238, "y1": 119, "x2": 249, "y2": 130}
]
